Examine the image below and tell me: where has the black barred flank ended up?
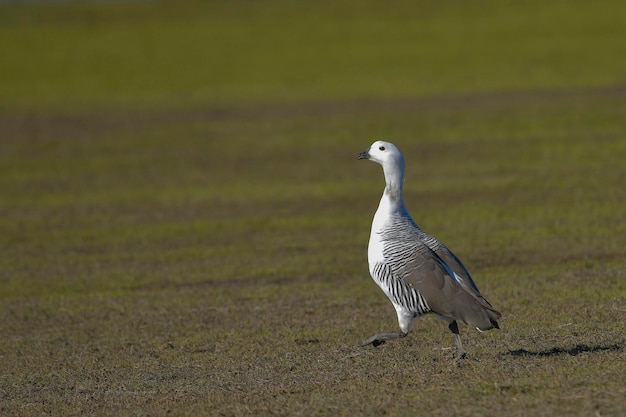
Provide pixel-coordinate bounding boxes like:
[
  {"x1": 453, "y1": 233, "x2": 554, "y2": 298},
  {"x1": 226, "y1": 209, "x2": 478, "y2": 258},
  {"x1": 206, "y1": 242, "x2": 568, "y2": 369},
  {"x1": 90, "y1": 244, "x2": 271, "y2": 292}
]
[{"x1": 373, "y1": 261, "x2": 431, "y2": 316}]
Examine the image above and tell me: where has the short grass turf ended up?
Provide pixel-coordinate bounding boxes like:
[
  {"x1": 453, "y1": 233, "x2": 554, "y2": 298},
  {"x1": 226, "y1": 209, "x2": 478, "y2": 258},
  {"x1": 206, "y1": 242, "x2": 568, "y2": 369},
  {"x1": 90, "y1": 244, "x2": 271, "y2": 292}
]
[{"x1": 1, "y1": 1, "x2": 626, "y2": 416}]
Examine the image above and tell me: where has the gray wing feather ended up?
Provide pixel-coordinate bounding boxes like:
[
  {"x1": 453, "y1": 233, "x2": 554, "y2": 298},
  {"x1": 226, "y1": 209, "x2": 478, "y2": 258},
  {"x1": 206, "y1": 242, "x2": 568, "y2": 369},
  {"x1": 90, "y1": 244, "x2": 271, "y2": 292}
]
[
  {"x1": 418, "y1": 231, "x2": 482, "y2": 295},
  {"x1": 380, "y1": 215, "x2": 501, "y2": 329}
]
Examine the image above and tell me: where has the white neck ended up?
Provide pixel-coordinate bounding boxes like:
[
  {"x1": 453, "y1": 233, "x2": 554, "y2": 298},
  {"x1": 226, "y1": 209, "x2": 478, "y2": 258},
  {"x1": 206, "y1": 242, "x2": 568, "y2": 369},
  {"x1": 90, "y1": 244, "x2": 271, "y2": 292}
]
[
  {"x1": 381, "y1": 156, "x2": 406, "y2": 209},
  {"x1": 371, "y1": 158, "x2": 408, "y2": 230},
  {"x1": 367, "y1": 150, "x2": 415, "y2": 269}
]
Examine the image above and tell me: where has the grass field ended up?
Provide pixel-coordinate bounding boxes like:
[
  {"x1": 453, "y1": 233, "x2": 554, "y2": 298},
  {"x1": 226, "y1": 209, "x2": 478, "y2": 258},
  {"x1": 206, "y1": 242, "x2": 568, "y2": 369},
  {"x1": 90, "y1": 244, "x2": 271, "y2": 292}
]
[{"x1": 1, "y1": 1, "x2": 625, "y2": 416}]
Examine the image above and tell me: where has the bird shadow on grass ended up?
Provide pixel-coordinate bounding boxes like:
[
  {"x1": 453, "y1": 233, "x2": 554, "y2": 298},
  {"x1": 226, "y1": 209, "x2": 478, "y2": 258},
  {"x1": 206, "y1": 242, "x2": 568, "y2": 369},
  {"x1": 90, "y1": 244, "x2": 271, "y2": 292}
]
[{"x1": 503, "y1": 343, "x2": 622, "y2": 358}]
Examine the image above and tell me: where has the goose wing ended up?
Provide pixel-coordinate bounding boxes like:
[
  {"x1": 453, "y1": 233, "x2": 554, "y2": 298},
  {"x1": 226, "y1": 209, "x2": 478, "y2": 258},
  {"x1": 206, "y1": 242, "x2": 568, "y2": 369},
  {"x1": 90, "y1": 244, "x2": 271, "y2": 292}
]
[
  {"x1": 395, "y1": 243, "x2": 501, "y2": 330},
  {"x1": 418, "y1": 231, "x2": 483, "y2": 295}
]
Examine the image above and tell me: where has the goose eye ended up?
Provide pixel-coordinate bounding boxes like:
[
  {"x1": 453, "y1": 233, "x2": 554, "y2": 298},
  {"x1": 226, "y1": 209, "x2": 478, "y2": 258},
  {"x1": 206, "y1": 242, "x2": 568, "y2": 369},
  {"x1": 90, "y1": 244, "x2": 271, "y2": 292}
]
[{"x1": 379, "y1": 146, "x2": 385, "y2": 151}]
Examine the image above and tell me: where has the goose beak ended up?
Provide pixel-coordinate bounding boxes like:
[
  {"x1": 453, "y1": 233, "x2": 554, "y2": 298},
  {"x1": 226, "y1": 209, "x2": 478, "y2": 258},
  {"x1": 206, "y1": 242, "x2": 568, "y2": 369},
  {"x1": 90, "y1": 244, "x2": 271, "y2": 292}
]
[{"x1": 357, "y1": 149, "x2": 370, "y2": 160}]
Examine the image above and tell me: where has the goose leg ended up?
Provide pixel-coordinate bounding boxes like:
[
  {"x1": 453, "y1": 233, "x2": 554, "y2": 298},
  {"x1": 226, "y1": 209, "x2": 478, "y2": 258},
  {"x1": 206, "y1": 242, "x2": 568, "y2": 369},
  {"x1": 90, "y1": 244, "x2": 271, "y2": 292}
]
[
  {"x1": 448, "y1": 321, "x2": 467, "y2": 359},
  {"x1": 361, "y1": 331, "x2": 407, "y2": 347}
]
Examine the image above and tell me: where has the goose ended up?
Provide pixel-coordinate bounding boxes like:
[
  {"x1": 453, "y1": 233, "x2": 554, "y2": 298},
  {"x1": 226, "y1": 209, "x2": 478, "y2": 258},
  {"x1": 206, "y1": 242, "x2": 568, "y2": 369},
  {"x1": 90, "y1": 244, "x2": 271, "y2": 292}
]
[{"x1": 357, "y1": 140, "x2": 500, "y2": 359}]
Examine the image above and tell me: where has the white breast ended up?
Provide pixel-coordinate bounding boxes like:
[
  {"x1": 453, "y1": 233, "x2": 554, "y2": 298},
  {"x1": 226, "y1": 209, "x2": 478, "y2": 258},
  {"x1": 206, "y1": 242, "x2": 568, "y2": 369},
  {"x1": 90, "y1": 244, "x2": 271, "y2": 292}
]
[{"x1": 367, "y1": 193, "x2": 395, "y2": 275}]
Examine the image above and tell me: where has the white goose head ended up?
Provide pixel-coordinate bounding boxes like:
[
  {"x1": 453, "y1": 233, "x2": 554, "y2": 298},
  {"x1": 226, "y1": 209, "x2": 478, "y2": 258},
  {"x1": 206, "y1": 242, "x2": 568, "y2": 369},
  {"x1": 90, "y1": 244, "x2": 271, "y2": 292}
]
[{"x1": 358, "y1": 140, "x2": 406, "y2": 198}]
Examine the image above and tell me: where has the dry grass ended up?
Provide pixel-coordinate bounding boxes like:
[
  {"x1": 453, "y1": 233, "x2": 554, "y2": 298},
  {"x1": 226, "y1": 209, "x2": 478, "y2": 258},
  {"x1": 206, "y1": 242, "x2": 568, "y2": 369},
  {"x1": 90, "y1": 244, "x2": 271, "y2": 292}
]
[{"x1": 2, "y1": 88, "x2": 625, "y2": 416}]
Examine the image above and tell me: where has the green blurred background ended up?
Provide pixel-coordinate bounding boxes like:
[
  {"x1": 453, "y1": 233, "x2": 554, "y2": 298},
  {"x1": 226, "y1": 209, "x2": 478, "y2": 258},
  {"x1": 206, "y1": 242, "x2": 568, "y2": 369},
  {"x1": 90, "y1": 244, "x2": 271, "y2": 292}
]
[{"x1": 2, "y1": 0, "x2": 625, "y2": 111}]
